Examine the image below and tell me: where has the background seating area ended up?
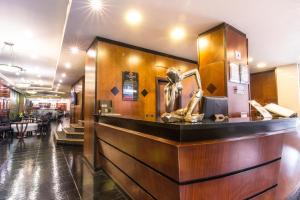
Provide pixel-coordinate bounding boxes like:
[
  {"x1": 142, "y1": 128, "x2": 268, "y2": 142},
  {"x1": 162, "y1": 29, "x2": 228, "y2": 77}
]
[{"x1": 0, "y1": 112, "x2": 55, "y2": 143}]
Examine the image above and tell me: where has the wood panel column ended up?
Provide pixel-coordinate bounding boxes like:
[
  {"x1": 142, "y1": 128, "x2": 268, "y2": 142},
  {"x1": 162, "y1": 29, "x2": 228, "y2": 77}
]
[
  {"x1": 197, "y1": 23, "x2": 250, "y2": 117},
  {"x1": 83, "y1": 41, "x2": 98, "y2": 169}
]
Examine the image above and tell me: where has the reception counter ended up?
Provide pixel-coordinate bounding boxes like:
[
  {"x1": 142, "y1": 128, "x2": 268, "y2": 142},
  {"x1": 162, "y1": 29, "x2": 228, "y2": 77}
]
[{"x1": 95, "y1": 116, "x2": 297, "y2": 200}]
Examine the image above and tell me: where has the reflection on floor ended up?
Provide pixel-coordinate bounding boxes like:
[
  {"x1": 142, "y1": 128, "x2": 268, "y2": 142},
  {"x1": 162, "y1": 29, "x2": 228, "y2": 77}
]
[{"x1": 0, "y1": 121, "x2": 129, "y2": 200}]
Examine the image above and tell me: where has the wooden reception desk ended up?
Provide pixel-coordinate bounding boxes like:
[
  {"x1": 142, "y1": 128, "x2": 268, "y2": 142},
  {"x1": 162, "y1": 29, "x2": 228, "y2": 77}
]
[{"x1": 95, "y1": 116, "x2": 297, "y2": 200}]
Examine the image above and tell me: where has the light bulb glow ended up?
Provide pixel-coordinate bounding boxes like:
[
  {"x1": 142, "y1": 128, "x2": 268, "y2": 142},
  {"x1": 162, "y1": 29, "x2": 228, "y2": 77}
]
[
  {"x1": 65, "y1": 62, "x2": 71, "y2": 69},
  {"x1": 257, "y1": 63, "x2": 266, "y2": 68},
  {"x1": 198, "y1": 38, "x2": 208, "y2": 48},
  {"x1": 170, "y1": 27, "x2": 186, "y2": 40},
  {"x1": 87, "y1": 50, "x2": 96, "y2": 58},
  {"x1": 89, "y1": 0, "x2": 102, "y2": 11},
  {"x1": 125, "y1": 9, "x2": 142, "y2": 25},
  {"x1": 70, "y1": 46, "x2": 79, "y2": 54},
  {"x1": 128, "y1": 55, "x2": 140, "y2": 65}
]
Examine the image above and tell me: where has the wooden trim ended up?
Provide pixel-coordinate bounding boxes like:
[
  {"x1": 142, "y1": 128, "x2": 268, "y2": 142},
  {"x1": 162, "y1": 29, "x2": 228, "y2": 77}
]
[
  {"x1": 95, "y1": 36, "x2": 198, "y2": 64},
  {"x1": 224, "y1": 26, "x2": 228, "y2": 96},
  {"x1": 247, "y1": 185, "x2": 277, "y2": 199},
  {"x1": 198, "y1": 23, "x2": 246, "y2": 37},
  {"x1": 251, "y1": 69, "x2": 276, "y2": 75},
  {"x1": 224, "y1": 23, "x2": 247, "y2": 37},
  {"x1": 198, "y1": 22, "x2": 226, "y2": 37}
]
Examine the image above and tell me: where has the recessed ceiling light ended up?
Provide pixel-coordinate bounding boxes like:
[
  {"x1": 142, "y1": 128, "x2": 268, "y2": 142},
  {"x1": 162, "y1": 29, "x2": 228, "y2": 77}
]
[
  {"x1": 248, "y1": 57, "x2": 254, "y2": 63},
  {"x1": 87, "y1": 50, "x2": 97, "y2": 58},
  {"x1": 257, "y1": 63, "x2": 266, "y2": 68},
  {"x1": 65, "y1": 62, "x2": 71, "y2": 69},
  {"x1": 70, "y1": 46, "x2": 79, "y2": 54},
  {"x1": 89, "y1": 0, "x2": 102, "y2": 11},
  {"x1": 15, "y1": 72, "x2": 20, "y2": 76},
  {"x1": 61, "y1": 73, "x2": 66, "y2": 78},
  {"x1": 125, "y1": 9, "x2": 142, "y2": 25},
  {"x1": 170, "y1": 27, "x2": 186, "y2": 40},
  {"x1": 59, "y1": 80, "x2": 63, "y2": 83}
]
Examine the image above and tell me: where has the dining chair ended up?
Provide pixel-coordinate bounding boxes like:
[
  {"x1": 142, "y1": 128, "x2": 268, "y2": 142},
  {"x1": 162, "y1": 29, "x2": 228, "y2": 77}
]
[{"x1": 16, "y1": 122, "x2": 28, "y2": 144}]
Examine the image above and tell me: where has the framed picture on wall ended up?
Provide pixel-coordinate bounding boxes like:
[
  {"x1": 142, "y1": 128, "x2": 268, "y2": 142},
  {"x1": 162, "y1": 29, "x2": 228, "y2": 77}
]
[{"x1": 122, "y1": 71, "x2": 139, "y2": 101}]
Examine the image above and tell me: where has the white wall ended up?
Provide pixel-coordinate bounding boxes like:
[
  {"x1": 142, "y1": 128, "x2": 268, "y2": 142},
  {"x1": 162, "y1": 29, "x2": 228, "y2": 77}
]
[{"x1": 276, "y1": 64, "x2": 300, "y2": 114}]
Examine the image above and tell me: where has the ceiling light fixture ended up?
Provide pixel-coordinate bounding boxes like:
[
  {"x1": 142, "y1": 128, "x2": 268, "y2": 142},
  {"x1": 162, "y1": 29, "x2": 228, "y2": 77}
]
[
  {"x1": 89, "y1": 0, "x2": 102, "y2": 11},
  {"x1": 26, "y1": 90, "x2": 37, "y2": 95},
  {"x1": 125, "y1": 9, "x2": 142, "y2": 25},
  {"x1": 61, "y1": 73, "x2": 66, "y2": 78},
  {"x1": 0, "y1": 42, "x2": 26, "y2": 74},
  {"x1": 70, "y1": 46, "x2": 79, "y2": 54},
  {"x1": 257, "y1": 63, "x2": 266, "y2": 68},
  {"x1": 248, "y1": 57, "x2": 254, "y2": 63},
  {"x1": 65, "y1": 62, "x2": 71, "y2": 69},
  {"x1": 59, "y1": 80, "x2": 62, "y2": 83},
  {"x1": 170, "y1": 27, "x2": 186, "y2": 40}
]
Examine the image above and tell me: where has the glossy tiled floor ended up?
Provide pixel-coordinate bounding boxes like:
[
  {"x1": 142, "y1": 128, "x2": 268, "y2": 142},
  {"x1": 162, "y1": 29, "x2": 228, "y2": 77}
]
[{"x1": 0, "y1": 121, "x2": 129, "y2": 200}]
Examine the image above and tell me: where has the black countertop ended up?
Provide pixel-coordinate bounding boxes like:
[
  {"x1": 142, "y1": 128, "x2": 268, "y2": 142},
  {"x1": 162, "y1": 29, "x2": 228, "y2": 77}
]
[{"x1": 97, "y1": 115, "x2": 298, "y2": 142}]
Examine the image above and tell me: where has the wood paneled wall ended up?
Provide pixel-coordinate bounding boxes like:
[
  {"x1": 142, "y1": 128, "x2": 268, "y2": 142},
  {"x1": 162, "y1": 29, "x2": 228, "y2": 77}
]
[
  {"x1": 198, "y1": 23, "x2": 250, "y2": 117},
  {"x1": 198, "y1": 27, "x2": 226, "y2": 96},
  {"x1": 250, "y1": 70, "x2": 278, "y2": 105},
  {"x1": 83, "y1": 42, "x2": 97, "y2": 169},
  {"x1": 70, "y1": 77, "x2": 84, "y2": 123},
  {"x1": 96, "y1": 39, "x2": 198, "y2": 120}
]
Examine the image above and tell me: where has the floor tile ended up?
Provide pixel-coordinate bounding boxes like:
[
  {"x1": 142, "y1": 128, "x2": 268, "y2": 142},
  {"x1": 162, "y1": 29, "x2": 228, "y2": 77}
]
[{"x1": 0, "y1": 120, "x2": 130, "y2": 200}]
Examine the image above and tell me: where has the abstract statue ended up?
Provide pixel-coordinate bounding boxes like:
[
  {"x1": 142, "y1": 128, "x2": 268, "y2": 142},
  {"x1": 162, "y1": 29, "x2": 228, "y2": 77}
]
[{"x1": 161, "y1": 68, "x2": 204, "y2": 123}]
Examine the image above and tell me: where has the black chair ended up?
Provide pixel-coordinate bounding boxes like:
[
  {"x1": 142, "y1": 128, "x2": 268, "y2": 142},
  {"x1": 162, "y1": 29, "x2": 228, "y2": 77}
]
[
  {"x1": 38, "y1": 116, "x2": 49, "y2": 136},
  {"x1": 0, "y1": 118, "x2": 13, "y2": 141}
]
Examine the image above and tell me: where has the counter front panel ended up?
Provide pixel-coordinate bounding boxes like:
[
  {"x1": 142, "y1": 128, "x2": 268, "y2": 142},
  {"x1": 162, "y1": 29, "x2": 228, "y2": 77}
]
[{"x1": 95, "y1": 116, "x2": 297, "y2": 200}]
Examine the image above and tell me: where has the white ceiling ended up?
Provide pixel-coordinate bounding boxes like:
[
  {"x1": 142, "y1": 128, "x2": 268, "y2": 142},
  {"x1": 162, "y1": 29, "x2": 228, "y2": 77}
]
[
  {"x1": 59, "y1": 0, "x2": 300, "y2": 78},
  {"x1": 0, "y1": 0, "x2": 69, "y2": 96},
  {"x1": 1, "y1": 0, "x2": 300, "y2": 96}
]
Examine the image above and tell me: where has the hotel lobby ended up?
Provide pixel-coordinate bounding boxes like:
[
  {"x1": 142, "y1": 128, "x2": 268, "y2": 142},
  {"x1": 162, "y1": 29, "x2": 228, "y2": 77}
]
[{"x1": 1, "y1": 0, "x2": 300, "y2": 199}]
